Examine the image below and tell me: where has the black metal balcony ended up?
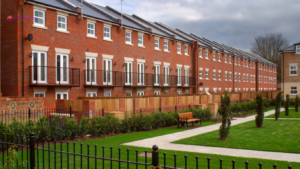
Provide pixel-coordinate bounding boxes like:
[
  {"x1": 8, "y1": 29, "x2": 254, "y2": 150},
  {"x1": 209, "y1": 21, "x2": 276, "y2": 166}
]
[
  {"x1": 175, "y1": 76, "x2": 197, "y2": 87},
  {"x1": 84, "y1": 70, "x2": 122, "y2": 87},
  {"x1": 29, "y1": 66, "x2": 80, "y2": 87},
  {"x1": 123, "y1": 72, "x2": 154, "y2": 87}
]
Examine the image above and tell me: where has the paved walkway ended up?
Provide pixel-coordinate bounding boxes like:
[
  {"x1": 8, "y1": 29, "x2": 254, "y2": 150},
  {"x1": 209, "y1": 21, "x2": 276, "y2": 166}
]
[{"x1": 123, "y1": 108, "x2": 300, "y2": 162}]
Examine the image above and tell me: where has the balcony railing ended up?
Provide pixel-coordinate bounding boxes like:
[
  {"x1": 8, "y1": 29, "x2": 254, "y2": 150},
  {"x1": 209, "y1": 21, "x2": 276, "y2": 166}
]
[
  {"x1": 29, "y1": 66, "x2": 80, "y2": 87},
  {"x1": 123, "y1": 72, "x2": 154, "y2": 87},
  {"x1": 175, "y1": 76, "x2": 196, "y2": 87},
  {"x1": 84, "y1": 70, "x2": 122, "y2": 87}
]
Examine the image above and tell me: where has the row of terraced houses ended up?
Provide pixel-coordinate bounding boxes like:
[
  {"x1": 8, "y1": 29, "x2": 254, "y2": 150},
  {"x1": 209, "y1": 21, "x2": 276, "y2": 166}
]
[{"x1": 1, "y1": 0, "x2": 277, "y2": 99}]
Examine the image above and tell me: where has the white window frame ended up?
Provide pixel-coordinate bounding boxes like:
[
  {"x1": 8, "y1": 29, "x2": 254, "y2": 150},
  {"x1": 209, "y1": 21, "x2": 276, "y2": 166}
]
[
  {"x1": 56, "y1": 92, "x2": 69, "y2": 100},
  {"x1": 225, "y1": 54, "x2": 227, "y2": 63},
  {"x1": 238, "y1": 73, "x2": 241, "y2": 82},
  {"x1": 126, "y1": 91, "x2": 132, "y2": 96},
  {"x1": 213, "y1": 51, "x2": 216, "y2": 61},
  {"x1": 125, "y1": 61, "x2": 133, "y2": 85},
  {"x1": 184, "y1": 68, "x2": 189, "y2": 86},
  {"x1": 155, "y1": 91, "x2": 161, "y2": 95},
  {"x1": 225, "y1": 72, "x2": 228, "y2": 81},
  {"x1": 289, "y1": 64, "x2": 298, "y2": 76},
  {"x1": 205, "y1": 49, "x2": 208, "y2": 59},
  {"x1": 125, "y1": 30, "x2": 132, "y2": 44},
  {"x1": 56, "y1": 53, "x2": 69, "y2": 84},
  {"x1": 229, "y1": 56, "x2": 231, "y2": 64},
  {"x1": 154, "y1": 65, "x2": 160, "y2": 86},
  {"x1": 213, "y1": 70, "x2": 216, "y2": 80},
  {"x1": 87, "y1": 92, "x2": 97, "y2": 97},
  {"x1": 205, "y1": 69, "x2": 209, "y2": 80},
  {"x1": 199, "y1": 69, "x2": 203, "y2": 79},
  {"x1": 177, "y1": 43, "x2": 182, "y2": 54},
  {"x1": 103, "y1": 59, "x2": 113, "y2": 85},
  {"x1": 137, "y1": 91, "x2": 144, "y2": 96},
  {"x1": 164, "y1": 40, "x2": 169, "y2": 51},
  {"x1": 87, "y1": 22, "x2": 96, "y2": 37},
  {"x1": 155, "y1": 37, "x2": 160, "y2": 50},
  {"x1": 137, "y1": 63, "x2": 145, "y2": 86},
  {"x1": 86, "y1": 57, "x2": 97, "y2": 85},
  {"x1": 32, "y1": 51, "x2": 48, "y2": 84},
  {"x1": 177, "y1": 67, "x2": 182, "y2": 86},
  {"x1": 218, "y1": 71, "x2": 221, "y2": 81},
  {"x1": 104, "y1": 25, "x2": 111, "y2": 40},
  {"x1": 234, "y1": 57, "x2": 237, "y2": 65},
  {"x1": 218, "y1": 53, "x2": 221, "y2": 62},
  {"x1": 243, "y1": 74, "x2": 245, "y2": 82},
  {"x1": 57, "y1": 15, "x2": 67, "y2": 31},
  {"x1": 104, "y1": 91, "x2": 111, "y2": 97},
  {"x1": 34, "y1": 92, "x2": 46, "y2": 97},
  {"x1": 291, "y1": 87, "x2": 298, "y2": 95},
  {"x1": 138, "y1": 33, "x2": 144, "y2": 46},
  {"x1": 199, "y1": 48, "x2": 203, "y2": 58},
  {"x1": 185, "y1": 44, "x2": 188, "y2": 56},
  {"x1": 34, "y1": 9, "x2": 45, "y2": 27},
  {"x1": 229, "y1": 72, "x2": 232, "y2": 81},
  {"x1": 164, "y1": 66, "x2": 169, "y2": 86}
]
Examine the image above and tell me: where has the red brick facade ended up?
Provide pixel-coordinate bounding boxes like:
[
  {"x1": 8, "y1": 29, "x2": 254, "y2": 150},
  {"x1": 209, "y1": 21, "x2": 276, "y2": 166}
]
[{"x1": 1, "y1": 1, "x2": 277, "y2": 99}]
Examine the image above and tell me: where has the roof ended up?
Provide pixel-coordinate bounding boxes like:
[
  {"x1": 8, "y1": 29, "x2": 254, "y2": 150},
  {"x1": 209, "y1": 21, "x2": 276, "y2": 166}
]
[{"x1": 28, "y1": 0, "x2": 278, "y2": 67}]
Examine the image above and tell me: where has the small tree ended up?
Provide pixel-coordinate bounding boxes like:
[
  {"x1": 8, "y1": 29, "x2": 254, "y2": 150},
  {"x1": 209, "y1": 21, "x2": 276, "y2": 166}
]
[
  {"x1": 219, "y1": 91, "x2": 231, "y2": 139},
  {"x1": 285, "y1": 94, "x2": 290, "y2": 116},
  {"x1": 255, "y1": 93, "x2": 264, "y2": 127},
  {"x1": 295, "y1": 95, "x2": 299, "y2": 112},
  {"x1": 275, "y1": 91, "x2": 282, "y2": 121}
]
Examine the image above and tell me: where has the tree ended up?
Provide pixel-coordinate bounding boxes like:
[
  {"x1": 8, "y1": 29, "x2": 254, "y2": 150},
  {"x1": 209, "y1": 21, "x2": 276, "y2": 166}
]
[
  {"x1": 251, "y1": 33, "x2": 290, "y2": 84},
  {"x1": 255, "y1": 94, "x2": 264, "y2": 127},
  {"x1": 275, "y1": 91, "x2": 282, "y2": 120},
  {"x1": 295, "y1": 95, "x2": 299, "y2": 112},
  {"x1": 285, "y1": 94, "x2": 290, "y2": 116},
  {"x1": 219, "y1": 91, "x2": 231, "y2": 139}
]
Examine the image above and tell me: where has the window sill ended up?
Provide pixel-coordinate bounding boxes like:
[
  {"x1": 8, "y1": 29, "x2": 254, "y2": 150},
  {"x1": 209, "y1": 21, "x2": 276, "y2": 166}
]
[
  {"x1": 86, "y1": 35, "x2": 97, "y2": 39},
  {"x1": 56, "y1": 29, "x2": 69, "y2": 34},
  {"x1": 199, "y1": 78, "x2": 203, "y2": 80},
  {"x1": 138, "y1": 45, "x2": 145, "y2": 48},
  {"x1": 185, "y1": 54, "x2": 189, "y2": 56},
  {"x1": 177, "y1": 52, "x2": 182, "y2": 55},
  {"x1": 206, "y1": 78, "x2": 209, "y2": 80},
  {"x1": 155, "y1": 48, "x2": 161, "y2": 51},
  {"x1": 33, "y1": 24, "x2": 48, "y2": 30},
  {"x1": 289, "y1": 74, "x2": 298, "y2": 76},
  {"x1": 218, "y1": 60, "x2": 221, "y2": 62},
  {"x1": 199, "y1": 56, "x2": 203, "y2": 59},
  {"x1": 125, "y1": 43, "x2": 133, "y2": 46},
  {"x1": 164, "y1": 50, "x2": 170, "y2": 53},
  {"x1": 103, "y1": 38, "x2": 113, "y2": 42},
  {"x1": 213, "y1": 59, "x2": 216, "y2": 61}
]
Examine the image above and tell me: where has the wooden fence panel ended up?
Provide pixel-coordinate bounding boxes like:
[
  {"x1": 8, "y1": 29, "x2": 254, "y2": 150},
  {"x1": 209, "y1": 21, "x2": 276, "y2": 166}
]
[
  {"x1": 165, "y1": 96, "x2": 178, "y2": 106},
  {"x1": 139, "y1": 98, "x2": 149, "y2": 108},
  {"x1": 95, "y1": 99, "x2": 119, "y2": 110},
  {"x1": 214, "y1": 95, "x2": 221, "y2": 103},
  {"x1": 63, "y1": 100, "x2": 83, "y2": 111},
  {"x1": 125, "y1": 98, "x2": 133, "y2": 112},
  {"x1": 181, "y1": 96, "x2": 193, "y2": 104},
  {"x1": 195, "y1": 96, "x2": 200, "y2": 104},
  {"x1": 153, "y1": 97, "x2": 161, "y2": 108}
]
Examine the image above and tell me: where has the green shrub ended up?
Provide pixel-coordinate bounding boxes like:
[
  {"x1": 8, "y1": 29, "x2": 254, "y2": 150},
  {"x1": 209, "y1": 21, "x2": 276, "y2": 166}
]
[
  {"x1": 295, "y1": 95, "x2": 299, "y2": 112},
  {"x1": 79, "y1": 116, "x2": 91, "y2": 137},
  {"x1": 165, "y1": 111, "x2": 177, "y2": 126},
  {"x1": 191, "y1": 107, "x2": 212, "y2": 120},
  {"x1": 152, "y1": 112, "x2": 167, "y2": 129},
  {"x1": 7, "y1": 119, "x2": 25, "y2": 143},
  {"x1": 270, "y1": 99, "x2": 276, "y2": 106},
  {"x1": 255, "y1": 94, "x2": 264, "y2": 127},
  {"x1": 90, "y1": 116, "x2": 102, "y2": 136},
  {"x1": 120, "y1": 114, "x2": 131, "y2": 133},
  {"x1": 24, "y1": 119, "x2": 35, "y2": 139},
  {"x1": 105, "y1": 114, "x2": 121, "y2": 134},
  {"x1": 262, "y1": 98, "x2": 270, "y2": 107},
  {"x1": 63, "y1": 117, "x2": 80, "y2": 139},
  {"x1": 0, "y1": 121, "x2": 10, "y2": 150},
  {"x1": 290, "y1": 98, "x2": 295, "y2": 105},
  {"x1": 275, "y1": 91, "x2": 283, "y2": 120},
  {"x1": 219, "y1": 91, "x2": 231, "y2": 139},
  {"x1": 285, "y1": 94, "x2": 290, "y2": 116},
  {"x1": 49, "y1": 116, "x2": 65, "y2": 140},
  {"x1": 35, "y1": 116, "x2": 50, "y2": 140},
  {"x1": 129, "y1": 114, "x2": 139, "y2": 132},
  {"x1": 136, "y1": 113, "x2": 153, "y2": 131}
]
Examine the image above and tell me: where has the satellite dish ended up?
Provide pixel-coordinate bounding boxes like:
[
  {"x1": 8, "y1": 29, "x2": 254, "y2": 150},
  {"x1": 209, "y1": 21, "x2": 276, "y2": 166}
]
[
  {"x1": 25, "y1": 33, "x2": 34, "y2": 41},
  {"x1": 199, "y1": 82, "x2": 204, "y2": 86}
]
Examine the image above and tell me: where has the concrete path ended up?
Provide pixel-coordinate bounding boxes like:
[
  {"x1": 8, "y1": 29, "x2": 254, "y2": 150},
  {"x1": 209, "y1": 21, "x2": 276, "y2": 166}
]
[{"x1": 123, "y1": 108, "x2": 300, "y2": 162}]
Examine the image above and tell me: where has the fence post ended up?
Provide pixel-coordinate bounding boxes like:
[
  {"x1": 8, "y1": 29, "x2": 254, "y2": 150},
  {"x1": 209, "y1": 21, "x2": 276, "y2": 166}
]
[
  {"x1": 102, "y1": 108, "x2": 104, "y2": 116},
  {"x1": 159, "y1": 107, "x2": 161, "y2": 112},
  {"x1": 28, "y1": 108, "x2": 31, "y2": 120},
  {"x1": 69, "y1": 106, "x2": 72, "y2": 118},
  {"x1": 29, "y1": 132, "x2": 35, "y2": 169},
  {"x1": 175, "y1": 105, "x2": 177, "y2": 113},
  {"x1": 152, "y1": 145, "x2": 159, "y2": 167}
]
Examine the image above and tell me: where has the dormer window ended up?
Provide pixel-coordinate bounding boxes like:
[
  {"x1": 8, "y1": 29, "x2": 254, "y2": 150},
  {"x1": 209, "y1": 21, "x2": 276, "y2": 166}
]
[{"x1": 296, "y1": 45, "x2": 300, "y2": 54}]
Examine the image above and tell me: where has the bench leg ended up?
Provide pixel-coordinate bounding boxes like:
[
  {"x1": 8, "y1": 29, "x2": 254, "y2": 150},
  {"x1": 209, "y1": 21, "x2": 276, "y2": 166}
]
[{"x1": 177, "y1": 121, "x2": 180, "y2": 128}]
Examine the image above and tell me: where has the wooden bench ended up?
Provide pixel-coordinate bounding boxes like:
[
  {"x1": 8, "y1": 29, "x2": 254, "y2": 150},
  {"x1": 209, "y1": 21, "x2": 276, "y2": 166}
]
[{"x1": 177, "y1": 112, "x2": 202, "y2": 129}]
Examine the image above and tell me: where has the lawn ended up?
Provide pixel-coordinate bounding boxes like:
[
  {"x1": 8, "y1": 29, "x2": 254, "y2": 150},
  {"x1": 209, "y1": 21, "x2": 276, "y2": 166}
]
[
  {"x1": 6, "y1": 121, "x2": 296, "y2": 169},
  {"x1": 174, "y1": 120, "x2": 300, "y2": 155},
  {"x1": 266, "y1": 108, "x2": 300, "y2": 118}
]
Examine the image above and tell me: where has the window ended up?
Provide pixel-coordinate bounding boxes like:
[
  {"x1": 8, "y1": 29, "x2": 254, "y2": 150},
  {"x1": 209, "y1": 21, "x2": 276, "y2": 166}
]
[
  {"x1": 291, "y1": 87, "x2": 297, "y2": 95},
  {"x1": 177, "y1": 67, "x2": 182, "y2": 86},
  {"x1": 205, "y1": 88, "x2": 209, "y2": 93},
  {"x1": 213, "y1": 88, "x2": 217, "y2": 93},
  {"x1": 246, "y1": 60, "x2": 248, "y2": 67},
  {"x1": 185, "y1": 45, "x2": 188, "y2": 55},
  {"x1": 218, "y1": 71, "x2": 221, "y2": 81},
  {"x1": 213, "y1": 71, "x2": 216, "y2": 80},
  {"x1": 290, "y1": 64, "x2": 298, "y2": 75},
  {"x1": 185, "y1": 89, "x2": 189, "y2": 94},
  {"x1": 56, "y1": 54, "x2": 69, "y2": 84},
  {"x1": 154, "y1": 65, "x2": 160, "y2": 85},
  {"x1": 199, "y1": 69, "x2": 203, "y2": 79},
  {"x1": 225, "y1": 55, "x2": 227, "y2": 63},
  {"x1": 34, "y1": 92, "x2": 45, "y2": 97},
  {"x1": 243, "y1": 74, "x2": 245, "y2": 82},
  {"x1": 124, "y1": 62, "x2": 133, "y2": 85},
  {"x1": 205, "y1": 49, "x2": 208, "y2": 59},
  {"x1": 238, "y1": 73, "x2": 241, "y2": 82},
  {"x1": 253, "y1": 62, "x2": 255, "y2": 69},
  {"x1": 218, "y1": 53, "x2": 221, "y2": 62},
  {"x1": 164, "y1": 40, "x2": 168, "y2": 51},
  {"x1": 225, "y1": 72, "x2": 227, "y2": 80},
  {"x1": 199, "y1": 48, "x2": 202, "y2": 58},
  {"x1": 57, "y1": 15, "x2": 67, "y2": 31},
  {"x1": 125, "y1": 31, "x2": 132, "y2": 44},
  {"x1": 229, "y1": 88, "x2": 232, "y2": 92},
  {"x1": 177, "y1": 43, "x2": 181, "y2": 54},
  {"x1": 137, "y1": 63, "x2": 144, "y2": 85},
  {"x1": 56, "y1": 92, "x2": 68, "y2": 100},
  {"x1": 34, "y1": 9, "x2": 45, "y2": 26},
  {"x1": 235, "y1": 73, "x2": 237, "y2": 81},
  {"x1": 238, "y1": 58, "x2": 240, "y2": 66},
  {"x1": 138, "y1": 34, "x2": 144, "y2": 46},
  {"x1": 103, "y1": 59, "x2": 112, "y2": 85},
  {"x1": 246, "y1": 74, "x2": 249, "y2": 82},
  {"x1": 165, "y1": 90, "x2": 169, "y2": 95},
  {"x1": 229, "y1": 56, "x2": 231, "y2": 64},
  {"x1": 126, "y1": 91, "x2": 132, "y2": 96},
  {"x1": 155, "y1": 38, "x2": 160, "y2": 50},
  {"x1": 229, "y1": 72, "x2": 232, "y2": 81},
  {"x1": 155, "y1": 91, "x2": 161, "y2": 95},
  {"x1": 87, "y1": 22, "x2": 95, "y2": 37},
  {"x1": 243, "y1": 59, "x2": 245, "y2": 67},
  {"x1": 104, "y1": 26, "x2": 111, "y2": 40},
  {"x1": 234, "y1": 57, "x2": 237, "y2": 65},
  {"x1": 199, "y1": 88, "x2": 203, "y2": 94},
  {"x1": 218, "y1": 88, "x2": 221, "y2": 93},
  {"x1": 213, "y1": 51, "x2": 216, "y2": 61},
  {"x1": 253, "y1": 75, "x2": 255, "y2": 83},
  {"x1": 205, "y1": 70, "x2": 209, "y2": 80},
  {"x1": 137, "y1": 91, "x2": 144, "y2": 96},
  {"x1": 184, "y1": 68, "x2": 189, "y2": 86},
  {"x1": 250, "y1": 75, "x2": 252, "y2": 83},
  {"x1": 32, "y1": 51, "x2": 47, "y2": 83},
  {"x1": 87, "y1": 92, "x2": 97, "y2": 97},
  {"x1": 164, "y1": 66, "x2": 169, "y2": 85},
  {"x1": 250, "y1": 61, "x2": 252, "y2": 68},
  {"x1": 86, "y1": 57, "x2": 97, "y2": 84},
  {"x1": 177, "y1": 91, "x2": 182, "y2": 95}
]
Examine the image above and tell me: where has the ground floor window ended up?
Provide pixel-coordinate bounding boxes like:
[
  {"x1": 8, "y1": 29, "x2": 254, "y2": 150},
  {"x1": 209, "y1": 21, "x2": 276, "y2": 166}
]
[
  {"x1": 34, "y1": 92, "x2": 45, "y2": 97},
  {"x1": 126, "y1": 91, "x2": 132, "y2": 96},
  {"x1": 137, "y1": 91, "x2": 144, "y2": 96},
  {"x1": 87, "y1": 92, "x2": 97, "y2": 97},
  {"x1": 104, "y1": 91, "x2": 111, "y2": 97},
  {"x1": 185, "y1": 89, "x2": 189, "y2": 94},
  {"x1": 56, "y1": 92, "x2": 68, "y2": 100},
  {"x1": 291, "y1": 87, "x2": 297, "y2": 95},
  {"x1": 154, "y1": 91, "x2": 161, "y2": 95}
]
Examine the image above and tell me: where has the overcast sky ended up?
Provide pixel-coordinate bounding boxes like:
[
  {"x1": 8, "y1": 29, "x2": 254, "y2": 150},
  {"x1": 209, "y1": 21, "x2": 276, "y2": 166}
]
[{"x1": 88, "y1": 0, "x2": 299, "y2": 51}]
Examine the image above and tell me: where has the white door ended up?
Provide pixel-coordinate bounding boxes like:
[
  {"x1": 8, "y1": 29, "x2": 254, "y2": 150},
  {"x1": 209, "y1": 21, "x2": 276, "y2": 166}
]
[
  {"x1": 86, "y1": 57, "x2": 97, "y2": 84},
  {"x1": 164, "y1": 66, "x2": 169, "y2": 86},
  {"x1": 56, "y1": 54, "x2": 69, "y2": 84},
  {"x1": 32, "y1": 51, "x2": 47, "y2": 83},
  {"x1": 137, "y1": 63, "x2": 144, "y2": 85},
  {"x1": 177, "y1": 68, "x2": 182, "y2": 86},
  {"x1": 103, "y1": 59, "x2": 112, "y2": 85},
  {"x1": 154, "y1": 65, "x2": 160, "y2": 85},
  {"x1": 125, "y1": 62, "x2": 132, "y2": 85},
  {"x1": 185, "y1": 69, "x2": 189, "y2": 86}
]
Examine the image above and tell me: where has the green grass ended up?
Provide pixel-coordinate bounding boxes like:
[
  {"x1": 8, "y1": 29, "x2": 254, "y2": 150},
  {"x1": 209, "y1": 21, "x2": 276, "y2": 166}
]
[
  {"x1": 2, "y1": 121, "x2": 299, "y2": 169},
  {"x1": 266, "y1": 108, "x2": 300, "y2": 118},
  {"x1": 174, "y1": 120, "x2": 300, "y2": 155}
]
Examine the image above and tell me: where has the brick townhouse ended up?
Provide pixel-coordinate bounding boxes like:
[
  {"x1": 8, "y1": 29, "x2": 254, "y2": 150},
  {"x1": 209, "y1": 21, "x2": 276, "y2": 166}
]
[
  {"x1": 280, "y1": 42, "x2": 300, "y2": 98},
  {"x1": 1, "y1": 0, "x2": 278, "y2": 99}
]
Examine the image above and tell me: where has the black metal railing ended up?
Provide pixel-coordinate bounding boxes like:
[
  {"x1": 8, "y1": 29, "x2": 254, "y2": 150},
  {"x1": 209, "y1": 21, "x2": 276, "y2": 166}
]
[
  {"x1": 123, "y1": 72, "x2": 154, "y2": 87},
  {"x1": 84, "y1": 70, "x2": 122, "y2": 87},
  {"x1": 29, "y1": 66, "x2": 80, "y2": 87},
  {"x1": 0, "y1": 134, "x2": 294, "y2": 169}
]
